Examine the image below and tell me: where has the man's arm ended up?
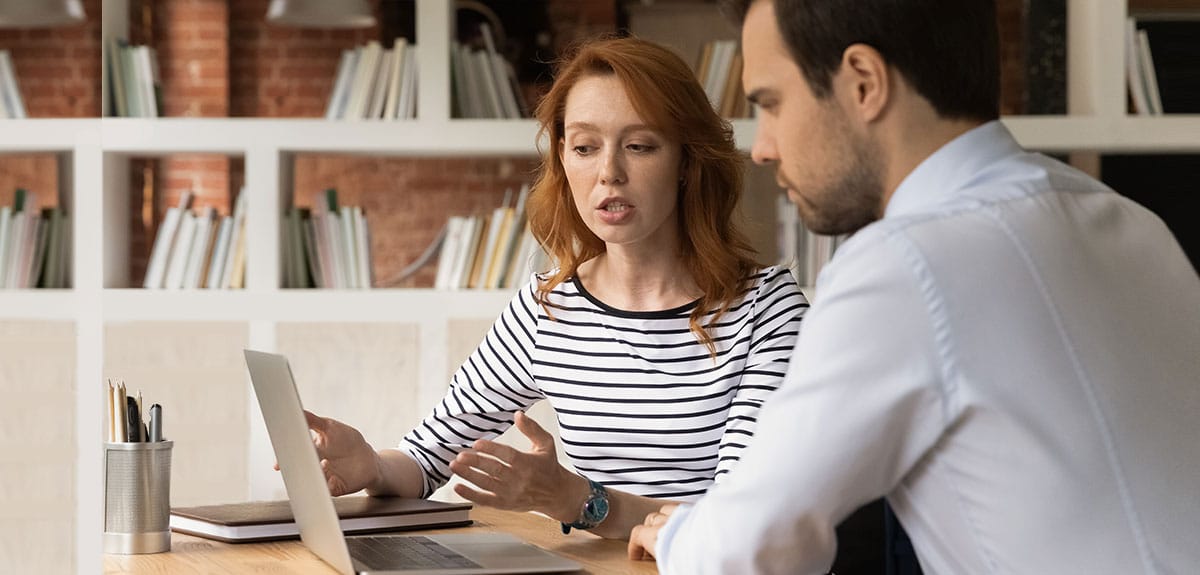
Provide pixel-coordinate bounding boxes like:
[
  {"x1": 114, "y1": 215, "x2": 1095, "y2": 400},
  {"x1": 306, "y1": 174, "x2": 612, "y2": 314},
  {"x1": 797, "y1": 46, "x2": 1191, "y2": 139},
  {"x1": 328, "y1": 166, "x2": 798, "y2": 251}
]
[{"x1": 655, "y1": 233, "x2": 958, "y2": 574}]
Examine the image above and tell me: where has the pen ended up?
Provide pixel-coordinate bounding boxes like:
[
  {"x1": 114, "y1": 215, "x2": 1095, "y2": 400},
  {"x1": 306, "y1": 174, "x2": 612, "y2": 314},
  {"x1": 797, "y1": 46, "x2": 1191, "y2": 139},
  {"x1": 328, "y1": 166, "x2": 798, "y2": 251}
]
[
  {"x1": 136, "y1": 391, "x2": 145, "y2": 441},
  {"x1": 149, "y1": 404, "x2": 163, "y2": 442},
  {"x1": 126, "y1": 396, "x2": 142, "y2": 443}
]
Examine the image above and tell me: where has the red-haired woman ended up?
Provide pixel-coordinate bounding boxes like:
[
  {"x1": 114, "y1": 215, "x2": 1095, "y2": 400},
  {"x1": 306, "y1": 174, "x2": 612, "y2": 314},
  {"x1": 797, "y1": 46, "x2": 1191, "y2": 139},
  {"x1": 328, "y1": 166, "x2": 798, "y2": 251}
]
[{"x1": 301, "y1": 37, "x2": 808, "y2": 541}]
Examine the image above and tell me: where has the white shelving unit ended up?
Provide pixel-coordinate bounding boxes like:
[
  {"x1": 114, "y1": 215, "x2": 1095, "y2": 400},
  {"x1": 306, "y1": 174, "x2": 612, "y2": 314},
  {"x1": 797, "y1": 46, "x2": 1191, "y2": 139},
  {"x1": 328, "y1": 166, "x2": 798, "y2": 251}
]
[{"x1": 2, "y1": 0, "x2": 1198, "y2": 573}]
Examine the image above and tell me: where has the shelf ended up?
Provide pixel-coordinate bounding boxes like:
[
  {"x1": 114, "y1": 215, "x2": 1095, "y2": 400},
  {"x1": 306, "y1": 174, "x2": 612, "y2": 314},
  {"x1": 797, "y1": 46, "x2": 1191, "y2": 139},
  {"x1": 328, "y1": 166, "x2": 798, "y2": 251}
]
[
  {"x1": 101, "y1": 288, "x2": 517, "y2": 322},
  {"x1": 98, "y1": 118, "x2": 543, "y2": 156},
  {"x1": 0, "y1": 119, "x2": 97, "y2": 153},
  {"x1": 1002, "y1": 115, "x2": 1200, "y2": 152},
  {"x1": 0, "y1": 291, "x2": 77, "y2": 320},
  {"x1": 92, "y1": 117, "x2": 766, "y2": 157},
  {"x1": 9, "y1": 116, "x2": 1193, "y2": 159}
]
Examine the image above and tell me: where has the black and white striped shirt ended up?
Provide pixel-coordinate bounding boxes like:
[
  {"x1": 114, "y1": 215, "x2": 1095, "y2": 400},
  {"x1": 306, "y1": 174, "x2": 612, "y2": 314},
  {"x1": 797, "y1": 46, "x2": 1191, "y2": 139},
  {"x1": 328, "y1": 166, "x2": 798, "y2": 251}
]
[{"x1": 401, "y1": 266, "x2": 807, "y2": 501}]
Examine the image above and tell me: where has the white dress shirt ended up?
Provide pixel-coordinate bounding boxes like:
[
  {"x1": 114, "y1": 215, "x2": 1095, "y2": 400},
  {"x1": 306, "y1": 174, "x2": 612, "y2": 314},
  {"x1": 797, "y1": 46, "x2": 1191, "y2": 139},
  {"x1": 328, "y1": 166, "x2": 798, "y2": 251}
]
[{"x1": 655, "y1": 121, "x2": 1200, "y2": 574}]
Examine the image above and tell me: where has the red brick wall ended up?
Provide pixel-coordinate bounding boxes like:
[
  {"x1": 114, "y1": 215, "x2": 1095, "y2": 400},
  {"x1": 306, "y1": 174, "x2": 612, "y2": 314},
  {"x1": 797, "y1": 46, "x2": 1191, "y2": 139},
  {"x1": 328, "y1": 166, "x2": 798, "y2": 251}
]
[
  {"x1": 118, "y1": 0, "x2": 1032, "y2": 287},
  {"x1": 229, "y1": 0, "x2": 379, "y2": 118},
  {"x1": 0, "y1": 0, "x2": 101, "y2": 118},
  {"x1": 0, "y1": 0, "x2": 100, "y2": 208},
  {"x1": 292, "y1": 156, "x2": 539, "y2": 287},
  {"x1": 996, "y1": 0, "x2": 1025, "y2": 115},
  {"x1": 126, "y1": 0, "x2": 232, "y2": 284}
]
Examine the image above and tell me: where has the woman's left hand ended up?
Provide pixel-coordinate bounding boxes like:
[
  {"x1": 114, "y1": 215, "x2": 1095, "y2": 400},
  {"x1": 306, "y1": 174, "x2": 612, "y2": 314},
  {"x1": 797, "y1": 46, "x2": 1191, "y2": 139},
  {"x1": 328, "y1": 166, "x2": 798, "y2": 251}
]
[{"x1": 449, "y1": 411, "x2": 586, "y2": 521}]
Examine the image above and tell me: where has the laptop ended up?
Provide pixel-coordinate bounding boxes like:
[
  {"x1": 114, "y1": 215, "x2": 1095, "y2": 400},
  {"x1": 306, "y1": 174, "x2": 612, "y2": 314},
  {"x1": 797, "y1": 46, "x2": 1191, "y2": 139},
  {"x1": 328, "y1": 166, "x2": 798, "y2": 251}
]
[{"x1": 244, "y1": 349, "x2": 581, "y2": 574}]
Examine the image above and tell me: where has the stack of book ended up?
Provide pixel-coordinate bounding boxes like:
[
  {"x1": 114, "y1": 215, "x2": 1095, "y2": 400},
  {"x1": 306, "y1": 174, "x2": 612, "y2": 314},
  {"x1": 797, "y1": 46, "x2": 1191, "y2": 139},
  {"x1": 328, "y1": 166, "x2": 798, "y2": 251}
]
[
  {"x1": 143, "y1": 191, "x2": 247, "y2": 290},
  {"x1": 451, "y1": 23, "x2": 526, "y2": 119},
  {"x1": 170, "y1": 496, "x2": 472, "y2": 543},
  {"x1": 0, "y1": 50, "x2": 26, "y2": 119},
  {"x1": 326, "y1": 38, "x2": 418, "y2": 121},
  {"x1": 105, "y1": 38, "x2": 162, "y2": 118},
  {"x1": 435, "y1": 184, "x2": 544, "y2": 290},
  {"x1": 777, "y1": 195, "x2": 843, "y2": 288},
  {"x1": 282, "y1": 189, "x2": 374, "y2": 289},
  {"x1": 0, "y1": 189, "x2": 71, "y2": 289},
  {"x1": 696, "y1": 40, "x2": 750, "y2": 118},
  {"x1": 1125, "y1": 18, "x2": 1164, "y2": 116}
]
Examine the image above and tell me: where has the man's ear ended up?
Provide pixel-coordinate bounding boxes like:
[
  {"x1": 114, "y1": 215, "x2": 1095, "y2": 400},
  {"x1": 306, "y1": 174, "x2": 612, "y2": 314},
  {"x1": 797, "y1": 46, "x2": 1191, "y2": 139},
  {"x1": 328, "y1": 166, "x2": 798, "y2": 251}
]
[{"x1": 837, "y1": 43, "x2": 890, "y2": 124}]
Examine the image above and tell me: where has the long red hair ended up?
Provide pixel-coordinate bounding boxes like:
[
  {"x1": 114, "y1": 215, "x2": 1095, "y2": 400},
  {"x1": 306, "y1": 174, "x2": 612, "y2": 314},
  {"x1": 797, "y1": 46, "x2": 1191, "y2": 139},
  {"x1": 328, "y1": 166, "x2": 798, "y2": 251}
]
[{"x1": 527, "y1": 36, "x2": 760, "y2": 353}]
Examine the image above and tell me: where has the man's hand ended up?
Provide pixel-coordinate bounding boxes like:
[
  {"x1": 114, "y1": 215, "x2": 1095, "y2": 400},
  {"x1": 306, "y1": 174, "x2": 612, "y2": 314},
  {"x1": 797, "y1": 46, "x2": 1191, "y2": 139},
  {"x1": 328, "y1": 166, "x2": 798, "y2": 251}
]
[
  {"x1": 448, "y1": 411, "x2": 584, "y2": 521},
  {"x1": 274, "y1": 410, "x2": 382, "y2": 496},
  {"x1": 628, "y1": 504, "x2": 679, "y2": 560}
]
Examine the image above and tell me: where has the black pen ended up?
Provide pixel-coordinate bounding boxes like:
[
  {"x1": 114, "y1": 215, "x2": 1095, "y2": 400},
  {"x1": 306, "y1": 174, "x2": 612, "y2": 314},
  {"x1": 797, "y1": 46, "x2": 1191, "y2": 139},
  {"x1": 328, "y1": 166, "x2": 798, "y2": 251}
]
[{"x1": 125, "y1": 396, "x2": 142, "y2": 442}]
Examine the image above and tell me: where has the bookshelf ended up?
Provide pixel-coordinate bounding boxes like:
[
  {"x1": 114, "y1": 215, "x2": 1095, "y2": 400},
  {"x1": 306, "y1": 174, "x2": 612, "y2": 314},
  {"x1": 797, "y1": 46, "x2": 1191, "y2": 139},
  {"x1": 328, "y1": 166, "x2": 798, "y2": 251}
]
[{"x1": 1, "y1": 0, "x2": 1199, "y2": 573}]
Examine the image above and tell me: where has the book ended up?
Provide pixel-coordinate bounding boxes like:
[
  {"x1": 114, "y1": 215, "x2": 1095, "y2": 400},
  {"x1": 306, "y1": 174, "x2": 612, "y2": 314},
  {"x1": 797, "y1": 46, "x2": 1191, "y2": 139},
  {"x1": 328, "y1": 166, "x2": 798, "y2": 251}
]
[
  {"x1": 1137, "y1": 29, "x2": 1163, "y2": 116},
  {"x1": 0, "y1": 50, "x2": 26, "y2": 119},
  {"x1": 169, "y1": 496, "x2": 473, "y2": 544},
  {"x1": 1126, "y1": 18, "x2": 1151, "y2": 115},
  {"x1": 383, "y1": 38, "x2": 408, "y2": 120},
  {"x1": 325, "y1": 49, "x2": 357, "y2": 120}
]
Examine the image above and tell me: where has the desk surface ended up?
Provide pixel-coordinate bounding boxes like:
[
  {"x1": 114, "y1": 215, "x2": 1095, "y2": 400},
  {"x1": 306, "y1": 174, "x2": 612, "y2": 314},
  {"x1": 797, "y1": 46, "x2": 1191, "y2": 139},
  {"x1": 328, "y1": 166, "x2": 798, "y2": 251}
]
[{"x1": 103, "y1": 506, "x2": 658, "y2": 574}]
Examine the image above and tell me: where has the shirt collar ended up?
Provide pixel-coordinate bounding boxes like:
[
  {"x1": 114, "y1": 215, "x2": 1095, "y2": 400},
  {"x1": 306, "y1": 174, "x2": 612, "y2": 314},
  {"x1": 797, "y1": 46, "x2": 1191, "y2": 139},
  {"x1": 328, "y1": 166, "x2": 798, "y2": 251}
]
[{"x1": 884, "y1": 120, "x2": 1022, "y2": 219}]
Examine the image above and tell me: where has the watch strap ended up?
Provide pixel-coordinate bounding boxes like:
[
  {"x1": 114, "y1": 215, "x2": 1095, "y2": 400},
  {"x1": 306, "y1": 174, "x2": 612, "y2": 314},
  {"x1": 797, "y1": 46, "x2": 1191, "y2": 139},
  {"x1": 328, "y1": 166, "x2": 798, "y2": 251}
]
[{"x1": 561, "y1": 479, "x2": 609, "y2": 534}]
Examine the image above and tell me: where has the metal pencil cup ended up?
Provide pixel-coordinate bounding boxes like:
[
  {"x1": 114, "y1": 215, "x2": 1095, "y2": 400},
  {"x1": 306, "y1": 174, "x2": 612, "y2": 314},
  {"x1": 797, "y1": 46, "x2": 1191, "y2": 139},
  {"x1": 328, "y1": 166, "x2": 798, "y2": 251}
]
[{"x1": 103, "y1": 440, "x2": 173, "y2": 554}]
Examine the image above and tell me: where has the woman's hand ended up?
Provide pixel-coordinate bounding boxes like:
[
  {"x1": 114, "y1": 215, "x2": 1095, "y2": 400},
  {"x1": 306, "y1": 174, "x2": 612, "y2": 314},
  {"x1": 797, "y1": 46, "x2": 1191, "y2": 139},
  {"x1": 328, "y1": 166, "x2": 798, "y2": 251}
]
[
  {"x1": 448, "y1": 411, "x2": 588, "y2": 521},
  {"x1": 628, "y1": 504, "x2": 679, "y2": 560},
  {"x1": 276, "y1": 410, "x2": 383, "y2": 496}
]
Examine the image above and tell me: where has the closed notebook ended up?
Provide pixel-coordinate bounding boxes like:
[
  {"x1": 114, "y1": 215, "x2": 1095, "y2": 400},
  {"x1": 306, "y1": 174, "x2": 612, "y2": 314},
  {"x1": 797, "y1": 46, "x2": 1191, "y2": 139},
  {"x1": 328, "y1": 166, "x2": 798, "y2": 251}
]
[{"x1": 169, "y1": 496, "x2": 472, "y2": 543}]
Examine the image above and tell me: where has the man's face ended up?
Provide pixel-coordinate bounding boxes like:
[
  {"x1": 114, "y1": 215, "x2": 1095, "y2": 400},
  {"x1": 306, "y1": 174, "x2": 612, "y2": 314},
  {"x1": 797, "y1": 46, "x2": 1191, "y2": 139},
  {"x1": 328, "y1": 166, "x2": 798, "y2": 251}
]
[{"x1": 741, "y1": 0, "x2": 884, "y2": 236}]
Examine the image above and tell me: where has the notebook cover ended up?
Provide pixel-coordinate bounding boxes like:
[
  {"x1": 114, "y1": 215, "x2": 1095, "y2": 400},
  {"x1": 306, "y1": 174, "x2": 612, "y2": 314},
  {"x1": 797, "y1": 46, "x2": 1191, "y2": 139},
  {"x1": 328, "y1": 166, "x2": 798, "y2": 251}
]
[{"x1": 170, "y1": 496, "x2": 473, "y2": 543}]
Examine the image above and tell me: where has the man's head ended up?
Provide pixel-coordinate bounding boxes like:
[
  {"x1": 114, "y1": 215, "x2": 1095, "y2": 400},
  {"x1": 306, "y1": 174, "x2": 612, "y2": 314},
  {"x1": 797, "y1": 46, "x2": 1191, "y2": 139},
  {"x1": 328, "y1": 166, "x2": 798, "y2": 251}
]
[{"x1": 728, "y1": 0, "x2": 1000, "y2": 235}]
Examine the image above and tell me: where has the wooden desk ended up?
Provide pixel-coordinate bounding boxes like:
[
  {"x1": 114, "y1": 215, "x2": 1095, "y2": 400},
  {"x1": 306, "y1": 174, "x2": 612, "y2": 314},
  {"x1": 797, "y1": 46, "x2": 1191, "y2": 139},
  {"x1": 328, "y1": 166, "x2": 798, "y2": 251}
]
[{"x1": 103, "y1": 506, "x2": 658, "y2": 574}]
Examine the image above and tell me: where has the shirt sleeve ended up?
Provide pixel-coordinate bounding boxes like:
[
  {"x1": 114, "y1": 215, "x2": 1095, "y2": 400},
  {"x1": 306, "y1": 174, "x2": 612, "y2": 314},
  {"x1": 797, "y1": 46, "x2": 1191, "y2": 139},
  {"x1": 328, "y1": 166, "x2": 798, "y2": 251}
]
[
  {"x1": 399, "y1": 276, "x2": 545, "y2": 497},
  {"x1": 714, "y1": 266, "x2": 808, "y2": 482},
  {"x1": 657, "y1": 232, "x2": 959, "y2": 574}
]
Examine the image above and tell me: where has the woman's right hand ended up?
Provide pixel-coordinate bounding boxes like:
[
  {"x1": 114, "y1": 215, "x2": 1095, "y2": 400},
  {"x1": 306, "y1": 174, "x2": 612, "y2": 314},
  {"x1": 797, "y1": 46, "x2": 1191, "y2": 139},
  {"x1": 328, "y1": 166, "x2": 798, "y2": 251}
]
[{"x1": 275, "y1": 410, "x2": 383, "y2": 496}]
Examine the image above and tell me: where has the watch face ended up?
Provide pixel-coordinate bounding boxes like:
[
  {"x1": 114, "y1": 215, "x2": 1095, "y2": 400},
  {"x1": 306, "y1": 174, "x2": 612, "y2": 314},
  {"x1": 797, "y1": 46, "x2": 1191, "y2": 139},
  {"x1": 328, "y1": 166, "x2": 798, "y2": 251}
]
[{"x1": 585, "y1": 495, "x2": 610, "y2": 523}]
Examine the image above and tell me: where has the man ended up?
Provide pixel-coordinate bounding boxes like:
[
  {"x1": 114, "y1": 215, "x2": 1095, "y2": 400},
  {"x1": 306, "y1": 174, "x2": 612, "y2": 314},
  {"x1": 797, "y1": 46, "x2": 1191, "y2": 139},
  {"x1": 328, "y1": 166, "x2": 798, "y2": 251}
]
[{"x1": 628, "y1": 0, "x2": 1200, "y2": 573}]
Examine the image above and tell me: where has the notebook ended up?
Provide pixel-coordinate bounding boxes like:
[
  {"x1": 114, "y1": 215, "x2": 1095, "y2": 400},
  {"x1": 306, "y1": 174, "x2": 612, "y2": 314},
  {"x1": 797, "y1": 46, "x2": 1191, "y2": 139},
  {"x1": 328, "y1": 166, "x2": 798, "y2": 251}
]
[
  {"x1": 170, "y1": 496, "x2": 473, "y2": 543},
  {"x1": 243, "y1": 349, "x2": 581, "y2": 575}
]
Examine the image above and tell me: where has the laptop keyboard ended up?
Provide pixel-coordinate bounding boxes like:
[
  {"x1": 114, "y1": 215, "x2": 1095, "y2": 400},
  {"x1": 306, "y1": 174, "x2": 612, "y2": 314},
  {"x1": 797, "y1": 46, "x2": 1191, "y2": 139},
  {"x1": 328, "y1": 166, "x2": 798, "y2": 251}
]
[{"x1": 347, "y1": 535, "x2": 482, "y2": 571}]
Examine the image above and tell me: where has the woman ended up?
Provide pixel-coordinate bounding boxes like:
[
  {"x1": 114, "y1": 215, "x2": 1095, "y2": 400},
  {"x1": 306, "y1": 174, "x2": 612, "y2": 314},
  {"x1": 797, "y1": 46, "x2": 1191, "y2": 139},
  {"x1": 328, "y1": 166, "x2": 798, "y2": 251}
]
[{"x1": 302, "y1": 36, "x2": 807, "y2": 541}]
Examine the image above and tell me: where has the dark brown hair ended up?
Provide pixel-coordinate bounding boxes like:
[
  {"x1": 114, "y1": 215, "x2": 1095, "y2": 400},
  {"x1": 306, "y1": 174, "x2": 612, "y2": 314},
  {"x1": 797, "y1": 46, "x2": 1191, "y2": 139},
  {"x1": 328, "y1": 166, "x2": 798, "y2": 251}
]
[{"x1": 723, "y1": 0, "x2": 1000, "y2": 121}]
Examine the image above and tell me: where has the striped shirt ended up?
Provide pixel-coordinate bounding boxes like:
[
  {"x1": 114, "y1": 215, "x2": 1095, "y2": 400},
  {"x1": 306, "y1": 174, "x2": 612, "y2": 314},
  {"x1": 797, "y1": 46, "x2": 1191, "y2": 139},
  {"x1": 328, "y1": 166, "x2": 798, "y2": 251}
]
[{"x1": 400, "y1": 265, "x2": 807, "y2": 501}]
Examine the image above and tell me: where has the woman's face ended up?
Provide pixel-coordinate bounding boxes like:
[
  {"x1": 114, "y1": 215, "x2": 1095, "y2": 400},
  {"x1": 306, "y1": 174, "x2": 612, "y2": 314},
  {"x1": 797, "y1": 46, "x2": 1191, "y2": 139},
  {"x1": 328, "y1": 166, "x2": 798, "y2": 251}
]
[{"x1": 559, "y1": 74, "x2": 684, "y2": 253}]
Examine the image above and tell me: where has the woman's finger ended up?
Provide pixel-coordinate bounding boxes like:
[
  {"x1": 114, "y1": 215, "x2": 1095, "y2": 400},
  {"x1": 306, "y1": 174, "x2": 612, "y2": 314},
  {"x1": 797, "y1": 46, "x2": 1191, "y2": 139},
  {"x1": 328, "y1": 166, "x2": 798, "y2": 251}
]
[
  {"x1": 456, "y1": 450, "x2": 511, "y2": 480},
  {"x1": 449, "y1": 459, "x2": 505, "y2": 494},
  {"x1": 453, "y1": 483, "x2": 503, "y2": 508}
]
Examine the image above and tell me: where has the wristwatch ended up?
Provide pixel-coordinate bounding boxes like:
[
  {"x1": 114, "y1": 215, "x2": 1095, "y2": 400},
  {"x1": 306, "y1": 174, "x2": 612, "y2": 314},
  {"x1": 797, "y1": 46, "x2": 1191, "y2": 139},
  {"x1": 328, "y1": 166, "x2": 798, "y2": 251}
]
[{"x1": 561, "y1": 478, "x2": 610, "y2": 534}]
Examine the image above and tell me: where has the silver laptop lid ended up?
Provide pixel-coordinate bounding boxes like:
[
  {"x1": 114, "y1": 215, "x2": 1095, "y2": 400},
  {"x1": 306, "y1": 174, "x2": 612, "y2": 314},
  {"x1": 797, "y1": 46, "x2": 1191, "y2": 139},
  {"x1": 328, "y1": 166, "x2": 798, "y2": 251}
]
[{"x1": 244, "y1": 349, "x2": 357, "y2": 575}]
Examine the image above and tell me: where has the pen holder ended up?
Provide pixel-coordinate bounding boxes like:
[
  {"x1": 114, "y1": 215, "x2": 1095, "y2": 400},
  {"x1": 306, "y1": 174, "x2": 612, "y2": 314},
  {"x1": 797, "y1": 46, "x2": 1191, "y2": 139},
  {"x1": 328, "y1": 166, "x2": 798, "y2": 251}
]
[{"x1": 103, "y1": 440, "x2": 173, "y2": 554}]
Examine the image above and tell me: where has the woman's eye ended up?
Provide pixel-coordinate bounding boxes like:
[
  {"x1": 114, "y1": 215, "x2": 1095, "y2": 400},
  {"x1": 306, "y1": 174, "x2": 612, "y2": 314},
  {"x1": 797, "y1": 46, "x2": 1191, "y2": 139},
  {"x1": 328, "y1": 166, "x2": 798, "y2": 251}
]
[
  {"x1": 627, "y1": 144, "x2": 656, "y2": 153},
  {"x1": 573, "y1": 145, "x2": 594, "y2": 155}
]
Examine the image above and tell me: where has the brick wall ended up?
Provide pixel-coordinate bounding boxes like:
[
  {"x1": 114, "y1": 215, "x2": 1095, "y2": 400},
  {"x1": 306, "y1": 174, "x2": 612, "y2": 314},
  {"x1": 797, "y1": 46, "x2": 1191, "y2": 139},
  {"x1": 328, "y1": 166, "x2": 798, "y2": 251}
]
[
  {"x1": 229, "y1": 0, "x2": 379, "y2": 118},
  {"x1": 119, "y1": 0, "x2": 1033, "y2": 287},
  {"x1": 0, "y1": 0, "x2": 100, "y2": 209},
  {"x1": 996, "y1": 0, "x2": 1025, "y2": 115},
  {"x1": 127, "y1": 0, "x2": 231, "y2": 283}
]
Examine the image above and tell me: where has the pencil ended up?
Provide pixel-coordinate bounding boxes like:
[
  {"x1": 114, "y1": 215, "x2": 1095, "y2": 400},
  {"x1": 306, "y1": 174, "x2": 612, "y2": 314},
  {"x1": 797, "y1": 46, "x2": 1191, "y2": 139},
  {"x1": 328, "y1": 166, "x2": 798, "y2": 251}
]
[{"x1": 106, "y1": 379, "x2": 114, "y2": 442}]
